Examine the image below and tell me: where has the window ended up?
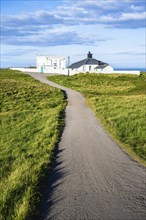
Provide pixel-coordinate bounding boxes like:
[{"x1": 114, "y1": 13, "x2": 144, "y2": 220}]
[{"x1": 89, "y1": 66, "x2": 91, "y2": 71}]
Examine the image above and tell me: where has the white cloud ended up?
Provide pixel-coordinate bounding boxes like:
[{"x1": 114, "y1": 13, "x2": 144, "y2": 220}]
[
  {"x1": 73, "y1": 0, "x2": 134, "y2": 9},
  {"x1": 100, "y1": 11, "x2": 146, "y2": 22},
  {"x1": 120, "y1": 12, "x2": 146, "y2": 20},
  {"x1": 130, "y1": 4, "x2": 144, "y2": 11}
]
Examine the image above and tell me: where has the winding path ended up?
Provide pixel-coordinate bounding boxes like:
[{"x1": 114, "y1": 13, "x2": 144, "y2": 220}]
[{"x1": 28, "y1": 73, "x2": 146, "y2": 220}]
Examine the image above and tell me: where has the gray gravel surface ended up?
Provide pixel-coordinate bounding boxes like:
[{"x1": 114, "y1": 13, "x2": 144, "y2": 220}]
[{"x1": 28, "y1": 73, "x2": 146, "y2": 220}]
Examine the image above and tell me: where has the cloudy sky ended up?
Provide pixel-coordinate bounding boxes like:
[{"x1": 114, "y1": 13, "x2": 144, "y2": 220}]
[{"x1": 1, "y1": 0, "x2": 146, "y2": 69}]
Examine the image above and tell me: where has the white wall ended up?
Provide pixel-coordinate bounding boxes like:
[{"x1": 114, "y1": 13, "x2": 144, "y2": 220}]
[
  {"x1": 11, "y1": 68, "x2": 39, "y2": 72},
  {"x1": 94, "y1": 66, "x2": 114, "y2": 73},
  {"x1": 74, "y1": 65, "x2": 113, "y2": 73},
  {"x1": 43, "y1": 68, "x2": 79, "y2": 76},
  {"x1": 44, "y1": 68, "x2": 67, "y2": 75},
  {"x1": 113, "y1": 70, "x2": 140, "y2": 75},
  {"x1": 75, "y1": 64, "x2": 103, "y2": 72},
  {"x1": 85, "y1": 64, "x2": 98, "y2": 72},
  {"x1": 10, "y1": 68, "x2": 140, "y2": 76},
  {"x1": 10, "y1": 67, "x2": 73, "y2": 75}
]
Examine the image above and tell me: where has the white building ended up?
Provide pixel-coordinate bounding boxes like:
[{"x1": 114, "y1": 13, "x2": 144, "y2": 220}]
[
  {"x1": 36, "y1": 56, "x2": 66, "y2": 73},
  {"x1": 69, "y1": 52, "x2": 113, "y2": 73},
  {"x1": 11, "y1": 52, "x2": 140, "y2": 75}
]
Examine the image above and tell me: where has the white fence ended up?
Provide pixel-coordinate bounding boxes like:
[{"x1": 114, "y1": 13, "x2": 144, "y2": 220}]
[
  {"x1": 10, "y1": 68, "x2": 39, "y2": 73},
  {"x1": 10, "y1": 68, "x2": 140, "y2": 75},
  {"x1": 113, "y1": 70, "x2": 140, "y2": 75},
  {"x1": 10, "y1": 67, "x2": 79, "y2": 75}
]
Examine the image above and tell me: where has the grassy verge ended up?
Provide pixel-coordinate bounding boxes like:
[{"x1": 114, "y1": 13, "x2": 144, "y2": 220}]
[
  {"x1": 47, "y1": 73, "x2": 146, "y2": 165},
  {"x1": 0, "y1": 70, "x2": 66, "y2": 220}
]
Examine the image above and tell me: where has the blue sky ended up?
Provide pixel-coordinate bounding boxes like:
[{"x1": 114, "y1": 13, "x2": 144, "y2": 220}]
[{"x1": 1, "y1": 0, "x2": 146, "y2": 69}]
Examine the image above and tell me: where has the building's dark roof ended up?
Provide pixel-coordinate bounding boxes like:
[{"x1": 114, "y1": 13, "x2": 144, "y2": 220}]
[
  {"x1": 94, "y1": 64, "x2": 108, "y2": 69},
  {"x1": 69, "y1": 52, "x2": 109, "y2": 69}
]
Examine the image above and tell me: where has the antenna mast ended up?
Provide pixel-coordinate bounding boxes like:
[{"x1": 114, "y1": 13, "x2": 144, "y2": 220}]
[{"x1": 68, "y1": 56, "x2": 70, "y2": 76}]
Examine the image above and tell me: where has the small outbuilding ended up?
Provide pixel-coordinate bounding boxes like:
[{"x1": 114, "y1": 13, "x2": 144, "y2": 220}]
[
  {"x1": 69, "y1": 52, "x2": 113, "y2": 73},
  {"x1": 36, "y1": 55, "x2": 66, "y2": 73}
]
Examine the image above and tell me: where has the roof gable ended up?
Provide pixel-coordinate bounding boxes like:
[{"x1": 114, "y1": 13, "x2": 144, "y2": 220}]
[
  {"x1": 94, "y1": 64, "x2": 109, "y2": 69},
  {"x1": 69, "y1": 59, "x2": 87, "y2": 69}
]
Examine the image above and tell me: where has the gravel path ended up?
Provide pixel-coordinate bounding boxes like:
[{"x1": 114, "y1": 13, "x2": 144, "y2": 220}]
[{"x1": 28, "y1": 73, "x2": 146, "y2": 220}]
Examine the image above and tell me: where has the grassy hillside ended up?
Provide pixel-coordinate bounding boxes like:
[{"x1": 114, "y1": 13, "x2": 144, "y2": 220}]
[
  {"x1": 0, "y1": 70, "x2": 66, "y2": 220},
  {"x1": 48, "y1": 73, "x2": 146, "y2": 165}
]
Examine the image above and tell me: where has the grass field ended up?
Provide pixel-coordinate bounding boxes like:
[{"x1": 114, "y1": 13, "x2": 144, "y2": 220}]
[
  {"x1": 48, "y1": 73, "x2": 146, "y2": 165},
  {"x1": 0, "y1": 70, "x2": 66, "y2": 220}
]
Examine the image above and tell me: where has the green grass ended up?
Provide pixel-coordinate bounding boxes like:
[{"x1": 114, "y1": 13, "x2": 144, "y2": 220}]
[
  {"x1": 0, "y1": 69, "x2": 66, "y2": 220},
  {"x1": 47, "y1": 73, "x2": 146, "y2": 165}
]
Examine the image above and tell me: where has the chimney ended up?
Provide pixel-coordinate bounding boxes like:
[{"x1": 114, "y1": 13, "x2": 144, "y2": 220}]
[{"x1": 87, "y1": 51, "x2": 93, "y2": 58}]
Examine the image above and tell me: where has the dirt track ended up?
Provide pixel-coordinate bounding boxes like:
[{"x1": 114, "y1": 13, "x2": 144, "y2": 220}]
[{"x1": 28, "y1": 73, "x2": 146, "y2": 220}]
